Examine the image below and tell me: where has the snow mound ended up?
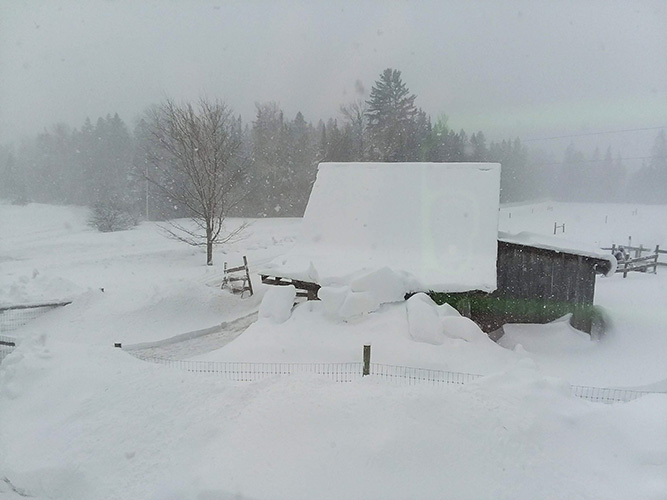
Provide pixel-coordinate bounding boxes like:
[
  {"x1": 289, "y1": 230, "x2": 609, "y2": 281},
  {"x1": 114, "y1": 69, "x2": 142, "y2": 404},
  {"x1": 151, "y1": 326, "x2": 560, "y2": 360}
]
[
  {"x1": 442, "y1": 316, "x2": 490, "y2": 343},
  {"x1": 337, "y1": 290, "x2": 379, "y2": 320},
  {"x1": 319, "y1": 267, "x2": 416, "y2": 320},
  {"x1": 406, "y1": 293, "x2": 445, "y2": 345},
  {"x1": 2, "y1": 337, "x2": 666, "y2": 500},
  {"x1": 0, "y1": 270, "x2": 83, "y2": 307},
  {"x1": 259, "y1": 285, "x2": 296, "y2": 323},
  {"x1": 499, "y1": 315, "x2": 593, "y2": 354},
  {"x1": 406, "y1": 293, "x2": 490, "y2": 346},
  {"x1": 349, "y1": 267, "x2": 411, "y2": 304},
  {"x1": 469, "y1": 358, "x2": 574, "y2": 403}
]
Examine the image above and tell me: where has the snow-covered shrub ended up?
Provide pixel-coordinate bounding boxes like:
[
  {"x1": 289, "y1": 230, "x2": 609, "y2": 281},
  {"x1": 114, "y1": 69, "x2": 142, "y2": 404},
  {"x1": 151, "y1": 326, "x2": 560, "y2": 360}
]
[{"x1": 88, "y1": 201, "x2": 137, "y2": 232}]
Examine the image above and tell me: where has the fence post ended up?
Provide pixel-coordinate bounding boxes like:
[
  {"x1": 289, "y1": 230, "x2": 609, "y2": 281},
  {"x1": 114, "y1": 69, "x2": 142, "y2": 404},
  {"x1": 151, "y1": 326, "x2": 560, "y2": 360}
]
[
  {"x1": 553, "y1": 222, "x2": 556, "y2": 235},
  {"x1": 636, "y1": 244, "x2": 643, "y2": 259},
  {"x1": 654, "y1": 245, "x2": 659, "y2": 274},
  {"x1": 221, "y1": 262, "x2": 228, "y2": 290},
  {"x1": 243, "y1": 255, "x2": 254, "y2": 296},
  {"x1": 363, "y1": 345, "x2": 371, "y2": 376}
]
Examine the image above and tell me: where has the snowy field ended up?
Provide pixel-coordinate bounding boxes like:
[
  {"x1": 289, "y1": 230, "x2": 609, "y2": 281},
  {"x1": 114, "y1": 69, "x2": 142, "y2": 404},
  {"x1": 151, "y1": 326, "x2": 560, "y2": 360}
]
[{"x1": 1, "y1": 200, "x2": 666, "y2": 499}]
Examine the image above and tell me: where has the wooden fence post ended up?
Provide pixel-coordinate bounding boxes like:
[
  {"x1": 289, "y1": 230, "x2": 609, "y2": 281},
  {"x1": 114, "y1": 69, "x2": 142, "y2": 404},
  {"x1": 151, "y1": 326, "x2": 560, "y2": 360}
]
[
  {"x1": 243, "y1": 255, "x2": 253, "y2": 296},
  {"x1": 363, "y1": 345, "x2": 371, "y2": 376},
  {"x1": 221, "y1": 262, "x2": 228, "y2": 290}
]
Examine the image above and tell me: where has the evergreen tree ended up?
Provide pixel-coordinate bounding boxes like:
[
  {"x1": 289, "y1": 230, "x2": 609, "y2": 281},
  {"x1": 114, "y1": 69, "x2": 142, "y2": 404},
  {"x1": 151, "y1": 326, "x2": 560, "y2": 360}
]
[
  {"x1": 630, "y1": 129, "x2": 667, "y2": 203},
  {"x1": 365, "y1": 68, "x2": 418, "y2": 161},
  {"x1": 248, "y1": 103, "x2": 314, "y2": 216},
  {"x1": 411, "y1": 109, "x2": 431, "y2": 161},
  {"x1": 558, "y1": 142, "x2": 586, "y2": 201},
  {"x1": 489, "y1": 138, "x2": 529, "y2": 202},
  {"x1": 650, "y1": 129, "x2": 667, "y2": 202},
  {"x1": 470, "y1": 131, "x2": 488, "y2": 162},
  {"x1": 0, "y1": 145, "x2": 26, "y2": 202},
  {"x1": 420, "y1": 115, "x2": 449, "y2": 162}
]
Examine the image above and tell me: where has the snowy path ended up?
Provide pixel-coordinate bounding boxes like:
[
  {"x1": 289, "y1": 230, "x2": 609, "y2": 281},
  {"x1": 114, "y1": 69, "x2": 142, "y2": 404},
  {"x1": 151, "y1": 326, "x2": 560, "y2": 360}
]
[{"x1": 126, "y1": 311, "x2": 258, "y2": 360}]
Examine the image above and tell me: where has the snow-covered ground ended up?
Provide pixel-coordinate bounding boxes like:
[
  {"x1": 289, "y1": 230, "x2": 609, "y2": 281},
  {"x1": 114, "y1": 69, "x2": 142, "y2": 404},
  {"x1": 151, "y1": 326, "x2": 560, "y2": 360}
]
[{"x1": 1, "y1": 200, "x2": 666, "y2": 499}]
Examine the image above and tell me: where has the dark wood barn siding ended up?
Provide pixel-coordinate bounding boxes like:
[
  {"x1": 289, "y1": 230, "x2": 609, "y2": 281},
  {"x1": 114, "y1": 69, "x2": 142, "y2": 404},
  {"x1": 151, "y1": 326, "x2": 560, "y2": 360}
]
[
  {"x1": 432, "y1": 242, "x2": 603, "y2": 334},
  {"x1": 491, "y1": 241, "x2": 598, "y2": 332}
]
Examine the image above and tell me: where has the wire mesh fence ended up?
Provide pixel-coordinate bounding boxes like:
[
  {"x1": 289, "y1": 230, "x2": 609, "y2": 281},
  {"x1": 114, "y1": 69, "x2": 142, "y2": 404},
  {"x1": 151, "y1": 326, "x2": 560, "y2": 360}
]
[
  {"x1": 0, "y1": 335, "x2": 16, "y2": 364},
  {"x1": 130, "y1": 353, "x2": 655, "y2": 404},
  {"x1": 570, "y1": 385, "x2": 651, "y2": 403},
  {"x1": 133, "y1": 353, "x2": 364, "y2": 383},
  {"x1": 0, "y1": 302, "x2": 71, "y2": 334},
  {"x1": 369, "y1": 363, "x2": 482, "y2": 387}
]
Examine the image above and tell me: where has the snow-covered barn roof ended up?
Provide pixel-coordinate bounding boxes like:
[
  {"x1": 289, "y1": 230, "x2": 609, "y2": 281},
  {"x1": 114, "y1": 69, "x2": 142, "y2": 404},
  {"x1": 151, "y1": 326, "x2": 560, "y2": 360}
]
[
  {"x1": 262, "y1": 162, "x2": 501, "y2": 293},
  {"x1": 498, "y1": 231, "x2": 617, "y2": 276}
]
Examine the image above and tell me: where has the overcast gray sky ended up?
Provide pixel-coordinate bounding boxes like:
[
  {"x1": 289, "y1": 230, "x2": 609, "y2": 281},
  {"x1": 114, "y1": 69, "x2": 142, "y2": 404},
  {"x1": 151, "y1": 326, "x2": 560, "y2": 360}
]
[{"x1": 1, "y1": 0, "x2": 665, "y2": 158}]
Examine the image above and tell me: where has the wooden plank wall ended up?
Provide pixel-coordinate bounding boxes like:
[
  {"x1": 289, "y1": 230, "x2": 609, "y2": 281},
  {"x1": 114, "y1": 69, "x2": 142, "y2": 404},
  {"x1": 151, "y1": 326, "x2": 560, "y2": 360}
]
[{"x1": 491, "y1": 242, "x2": 597, "y2": 332}]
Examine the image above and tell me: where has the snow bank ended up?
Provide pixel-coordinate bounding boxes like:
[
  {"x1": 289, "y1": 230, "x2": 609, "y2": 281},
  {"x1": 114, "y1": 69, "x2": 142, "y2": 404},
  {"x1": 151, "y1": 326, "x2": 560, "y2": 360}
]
[
  {"x1": 499, "y1": 315, "x2": 593, "y2": 354},
  {"x1": 205, "y1": 298, "x2": 514, "y2": 375},
  {"x1": 0, "y1": 270, "x2": 83, "y2": 307},
  {"x1": 406, "y1": 293, "x2": 445, "y2": 344},
  {"x1": 319, "y1": 267, "x2": 415, "y2": 320},
  {"x1": 442, "y1": 316, "x2": 491, "y2": 343},
  {"x1": 406, "y1": 293, "x2": 491, "y2": 346},
  {"x1": 259, "y1": 285, "x2": 296, "y2": 323},
  {"x1": 262, "y1": 162, "x2": 501, "y2": 293},
  {"x1": 1, "y1": 338, "x2": 665, "y2": 500}
]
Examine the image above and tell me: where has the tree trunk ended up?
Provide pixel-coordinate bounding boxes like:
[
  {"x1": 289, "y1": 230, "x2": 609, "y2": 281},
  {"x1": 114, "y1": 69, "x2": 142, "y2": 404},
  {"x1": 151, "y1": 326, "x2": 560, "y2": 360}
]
[{"x1": 206, "y1": 231, "x2": 213, "y2": 266}]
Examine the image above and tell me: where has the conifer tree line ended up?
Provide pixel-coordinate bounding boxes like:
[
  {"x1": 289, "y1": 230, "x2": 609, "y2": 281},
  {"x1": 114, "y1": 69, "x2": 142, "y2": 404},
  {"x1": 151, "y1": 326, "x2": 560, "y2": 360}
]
[{"x1": 1, "y1": 68, "x2": 665, "y2": 220}]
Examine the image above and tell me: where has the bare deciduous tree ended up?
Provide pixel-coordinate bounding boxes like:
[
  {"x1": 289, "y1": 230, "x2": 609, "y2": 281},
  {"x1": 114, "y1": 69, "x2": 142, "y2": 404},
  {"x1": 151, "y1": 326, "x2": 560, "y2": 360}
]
[
  {"x1": 340, "y1": 99, "x2": 368, "y2": 160},
  {"x1": 145, "y1": 98, "x2": 247, "y2": 265}
]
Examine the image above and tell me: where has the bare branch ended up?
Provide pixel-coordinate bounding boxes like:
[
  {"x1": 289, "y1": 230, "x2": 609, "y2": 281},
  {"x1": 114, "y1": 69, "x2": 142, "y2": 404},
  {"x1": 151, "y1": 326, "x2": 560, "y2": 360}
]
[{"x1": 144, "y1": 98, "x2": 249, "y2": 265}]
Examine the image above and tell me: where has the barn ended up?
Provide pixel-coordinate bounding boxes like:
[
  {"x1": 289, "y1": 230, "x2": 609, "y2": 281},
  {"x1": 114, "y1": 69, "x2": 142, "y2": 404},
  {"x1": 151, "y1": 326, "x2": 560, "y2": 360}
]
[
  {"x1": 431, "y1": 233, "x2": 616, "y2": 334},
  {"x1": 260, "y1": 162, "x2": 616, "y2": 335}
]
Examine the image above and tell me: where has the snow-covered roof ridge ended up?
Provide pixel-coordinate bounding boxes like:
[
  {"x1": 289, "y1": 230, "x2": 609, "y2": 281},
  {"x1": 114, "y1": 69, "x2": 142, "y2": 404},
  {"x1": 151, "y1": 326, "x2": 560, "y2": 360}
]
[
  {"x1": 262, "y1": 162, "x2": 502, "y2": 293},
  {"x1": 498, "y1": 231, "x2": 617, "y2": 275}
]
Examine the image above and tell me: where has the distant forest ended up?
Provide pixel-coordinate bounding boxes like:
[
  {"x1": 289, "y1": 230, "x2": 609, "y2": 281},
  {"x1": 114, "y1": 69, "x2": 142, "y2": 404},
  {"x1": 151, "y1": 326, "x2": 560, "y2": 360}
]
[{"x1": 1, "y1": 68, "x2": 665, "y2": 220}]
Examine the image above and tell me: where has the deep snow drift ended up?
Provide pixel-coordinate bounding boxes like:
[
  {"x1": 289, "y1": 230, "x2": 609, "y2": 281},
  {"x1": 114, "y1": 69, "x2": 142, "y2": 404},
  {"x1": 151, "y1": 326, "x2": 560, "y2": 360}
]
[
  {"x1": 1, "y1": 200, "x2": 667, "y2": 499},
  {"x1": 1, "y1": 336, "x2": 666, "y2": 500}
]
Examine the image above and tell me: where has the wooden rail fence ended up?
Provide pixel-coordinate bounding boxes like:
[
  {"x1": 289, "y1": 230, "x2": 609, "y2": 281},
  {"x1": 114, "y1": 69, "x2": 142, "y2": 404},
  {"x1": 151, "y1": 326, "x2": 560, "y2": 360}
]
[
  {"x1": 602, "y1": 244, "x2": 665, "y2": 277},
  {"x1": 221, "y1": 256, "x2": 253, "y2": 297}
]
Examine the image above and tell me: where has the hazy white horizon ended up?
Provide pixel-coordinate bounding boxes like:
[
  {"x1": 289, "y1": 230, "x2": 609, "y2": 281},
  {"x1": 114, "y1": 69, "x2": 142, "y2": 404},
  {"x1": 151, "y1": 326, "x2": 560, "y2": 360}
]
[{"x1": 1, "y1": 0, "x2": 665, "y2": 159}]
